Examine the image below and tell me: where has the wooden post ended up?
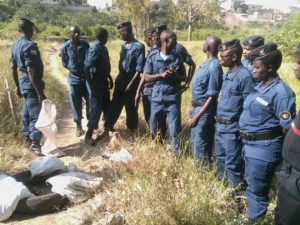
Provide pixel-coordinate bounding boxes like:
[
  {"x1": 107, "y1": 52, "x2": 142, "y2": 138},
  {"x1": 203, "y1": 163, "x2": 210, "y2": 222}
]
[{"x1": 4, "y1": 79, "x2": 18, "y2": 127}]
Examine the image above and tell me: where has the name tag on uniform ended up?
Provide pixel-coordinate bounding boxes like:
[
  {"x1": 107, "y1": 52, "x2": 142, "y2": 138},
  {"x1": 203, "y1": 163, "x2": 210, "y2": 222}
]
[{"x1": 255, "y1": 97, "x2": 269, "y2": 106}]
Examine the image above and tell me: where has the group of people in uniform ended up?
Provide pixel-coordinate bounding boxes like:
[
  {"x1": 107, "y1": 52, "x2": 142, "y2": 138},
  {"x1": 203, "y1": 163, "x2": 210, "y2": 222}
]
[{"x1": 10, "y1": 16, "x2": 300, "y2": 225}]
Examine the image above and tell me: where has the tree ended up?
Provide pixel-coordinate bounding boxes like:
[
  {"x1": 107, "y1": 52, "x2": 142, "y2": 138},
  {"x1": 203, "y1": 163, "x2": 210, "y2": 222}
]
[{"x1": 178, "y1": 0, "x2": 221, "y2": 41}]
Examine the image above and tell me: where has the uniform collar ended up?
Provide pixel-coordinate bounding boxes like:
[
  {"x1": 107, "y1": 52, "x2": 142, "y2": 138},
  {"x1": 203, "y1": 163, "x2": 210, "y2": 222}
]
[
  {"x1": 255, "y1": 75, "x2": 280, "y2": 94},
  {"x1": 225, "y1": 64, "x2": 243, "y2": 81},
  {"x1": 123, "y1": 39, "x2": 136, "y2": 49},
  {"x1": 202, "y1": 57, "x2": 217, "y2": 67}
]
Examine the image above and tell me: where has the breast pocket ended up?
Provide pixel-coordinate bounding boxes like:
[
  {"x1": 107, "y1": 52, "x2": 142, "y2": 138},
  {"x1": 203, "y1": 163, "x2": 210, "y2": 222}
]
[
  {"x1": 249, "y1": 97, "x2": 271, "y2": 120},
  {"x1": 227, "y1": 87, "x2": 242, "y2": 111}
]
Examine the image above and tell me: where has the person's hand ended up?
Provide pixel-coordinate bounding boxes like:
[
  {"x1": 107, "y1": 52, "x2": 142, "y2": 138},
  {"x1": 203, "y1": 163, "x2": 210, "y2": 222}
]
[
  {"x1": 135, "y1": 92, "x2": 141, "y2": 107},
  {"x1": 108, "y1": 76, "x2": 114, "y2": 89},
  {"x1": 16, "y1": 87, "x2": 22, "y2": 97},
  {"x1": 38, "y1": 92, "x2": 47, "y2": 103},
  {"x1": 161, "y1": 70, "x2": 174, "y2": 78},
  {"x1": 189, "y1": 116, "x2": 199, "y2": 128},
  {"x1": 125, "y1": 82, "x2": 132, "y2": 92}
]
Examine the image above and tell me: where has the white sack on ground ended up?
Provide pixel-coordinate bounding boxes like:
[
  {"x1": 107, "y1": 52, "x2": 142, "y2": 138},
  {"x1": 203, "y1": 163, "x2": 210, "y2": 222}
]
[
  {"x1": 0, "y1": 175, "x2": 34, "y2": 222},
  {"x1": 29, "y1": 156, "x2": 66, "y2": 177},
  {"x1": 102, "y1": 148, "x2": 133, "y2": 164},
  {"x1": 35, "y1": 99, "x2": 60, "y2": 155},
  {"x1": 46, "y1": 172, "x2": 103, "y2": 203}
]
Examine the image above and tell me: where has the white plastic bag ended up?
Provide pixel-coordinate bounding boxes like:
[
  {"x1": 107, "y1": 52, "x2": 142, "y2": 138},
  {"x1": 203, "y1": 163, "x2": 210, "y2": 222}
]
[
  {"x1": 102, "y1": 148, "x2": 133, "y2": 164},
  {"x1": 29, "y1": 156, "x2": 66, "y2": 177},
  {"x1": 0, "y1": 175, "x2": 34, "y2": 222},
  {"x1": 35, "y1": 99, "x2": 60, "y2": 155},
  {"x1": 46, "y1": 172, "x2": 103, "y2": 203}
]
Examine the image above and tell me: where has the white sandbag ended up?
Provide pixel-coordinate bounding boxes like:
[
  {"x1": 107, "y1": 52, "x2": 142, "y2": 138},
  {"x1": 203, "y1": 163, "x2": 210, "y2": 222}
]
[
  {"x1": 35, "y1": 99, "x2": 60, "y2": 155},
  {"x1": 102, "y1": 148, "x2": 133, "y2": 164},
  {"x1": 29, "y1": 156, "x2": 66, "y2": 177},
  {"x1": 46, "y1": 172, "x2": 103, "y2": 203},
  {"x1": 0, "y1": 175, "x2": 34, "y2": 222}
]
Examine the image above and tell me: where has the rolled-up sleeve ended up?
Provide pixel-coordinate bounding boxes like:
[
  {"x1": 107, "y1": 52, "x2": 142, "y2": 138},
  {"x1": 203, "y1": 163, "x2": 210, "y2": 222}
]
[
  {"x1": 275, "y1": 95, "x2": 296, "y2": 129},
  {"x1": 135, "y1": 45, "x2": 145, "y2": 72},
  {"x1": 207, "y1": 69, "x2": 223, "y2": 98},
  {"x1": 143, "y1": 56, "x2": 153, "y2": 74}
]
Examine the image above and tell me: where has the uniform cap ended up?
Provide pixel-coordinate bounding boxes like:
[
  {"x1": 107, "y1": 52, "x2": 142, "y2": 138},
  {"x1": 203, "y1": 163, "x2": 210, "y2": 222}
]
[
  {"x1": 218, "y1": 39, "x2": 241, "y2": 52},
  {"x1": 243, "y1": 35, "x2": 264, "y2": 48},
  {"x1": 19, "y1": 17, "x2": 35, "y2": 28},
  {"x1": 249, "y1": 43, "x2": 278, "y2": 61},
  {"x1": 117, "y1": 21, "x2": 132, "y2": 30},
  {"x1": 155, "y1": 25, "x2": 168, "y2": 34},
  {"x1": 144, "y1": 27, "x2": 155, "y2": 35}
]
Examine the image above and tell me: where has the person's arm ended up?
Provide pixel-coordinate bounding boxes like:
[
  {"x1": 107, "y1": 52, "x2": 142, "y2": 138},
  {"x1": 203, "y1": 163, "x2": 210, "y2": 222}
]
[
  {"x1": 11, "y1": 64, "x2": 21, "y2": 97},
  {"x1": 185, "y1": 59, "x2": 196, "y2": 87},
  {"x1": 125, "y1": 71, "x2": 141, "y2": 92},
  {"x1": 144, "y1": 70, "x2": 174, "y2": 82},
  {"x1": 135, "y1": 74, "x2": 145, "y2": 107},
  {"x1": 28, "y1": 66, "x2": 46, "y2": 102},
  {"x1": 189, "y1": 97, "x2": 213, "y2": 128},
  {"x1": 60, "y1": 45, "x2": 69, "y2": 70},
  {"x1": 84, "y1": 46, "x2": 98, "y2": 98}
]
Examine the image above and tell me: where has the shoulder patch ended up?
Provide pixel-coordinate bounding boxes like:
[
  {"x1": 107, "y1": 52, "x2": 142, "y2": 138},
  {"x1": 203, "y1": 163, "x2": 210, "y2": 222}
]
[
  {"x1": 30, "y1": 49, "x2": 37, "y2": 55},
  {"x1": 279, "y1": 111, "x2": 291, "y2": 120}
]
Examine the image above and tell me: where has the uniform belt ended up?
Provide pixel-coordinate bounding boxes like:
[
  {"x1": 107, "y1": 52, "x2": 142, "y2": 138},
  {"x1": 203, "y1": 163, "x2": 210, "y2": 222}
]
[
  {"x1": 215, "y1": 117, "x2": 233, "y2": 124},
  {"x1": 120, "y1": 72, "x2": 135, "y2": 77},
  {"x1": 240, "y1": 129, "x2": 283, "y2": 141},
  {"x1": 191, "y1": 100, "x2": 205, "y2": 107}
]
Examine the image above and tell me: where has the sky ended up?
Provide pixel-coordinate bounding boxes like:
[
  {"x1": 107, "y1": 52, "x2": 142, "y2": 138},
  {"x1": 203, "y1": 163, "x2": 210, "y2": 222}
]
[
  {"x1": 245, "y1": 0, "x2": 300, "y2": 12},
  {"x1": 87, "y1": 0, "x2": 112, "y2": 9}
]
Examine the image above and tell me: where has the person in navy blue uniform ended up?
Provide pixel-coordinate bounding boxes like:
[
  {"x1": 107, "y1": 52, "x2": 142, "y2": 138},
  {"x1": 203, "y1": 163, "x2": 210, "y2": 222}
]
[
  {"x1": 84, "y1": 28, "x2": 113, "y2": 145},
  {"x1": 144, "y1": 30, "x2": 186, "y2": 155},
  {"x1": 135, "y1": 27, "x2": 156, "y2": 126},
  {"x1": 239, "y1": 43, "x2": 296, "y2": 224},
  {"x1": 189, "y1": 35, "x2": 223, "y2": 167},
  {"x1": 274, "y1": 46, "x2": 300, "y2": 225},
  {"x1": 100, "y1": 22, "x2": 145, "y2": 136},
  {"x1": 60, "y1": 26, "x2": 90, "y2": 137},
  {"x1": 242, "y1": 35, "x2": 264, "y2": 73},
  {"x1": 215, "y1": 39, "x2": 256, "y2": 188},
  {"x1": 11, "y1": 17, "x2": 46, "y2": 156}
]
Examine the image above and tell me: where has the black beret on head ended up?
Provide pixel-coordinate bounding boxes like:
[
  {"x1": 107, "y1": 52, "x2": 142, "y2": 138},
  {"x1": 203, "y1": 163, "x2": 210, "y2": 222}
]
[
  {"x1": 117, "y1": 21, "x2": 132, "y2": 30},
  {"x1": 249, "y1": 43, "x2": 278, "y2": 61},
  {"x1": 243, "y1": 35, "x2": 264, "y2": 48},
  {"x1": 144, "y1": 27, "x2": 155, "y2": 35},
  {"x1": 218, "y1": 39, "x2": 241, "y2": 52},
  {"x1": 155, "y1": 25, "x2": 168, "y2": 33},
  {"x1": 19, "y1": 17, "x2": 35, "y2": 29}
]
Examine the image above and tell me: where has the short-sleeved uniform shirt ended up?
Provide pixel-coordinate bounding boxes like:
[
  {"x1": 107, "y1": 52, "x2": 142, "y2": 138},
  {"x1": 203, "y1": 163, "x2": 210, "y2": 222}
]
[
  {"x1": 10, "y1": 36, "x2": 44, "y2": 93},
  {"x1": 143, "y1": 46, "x2": 159, "y2": 96},
  {"x1": 60, "y1": 39, "x2": 89, "y2": 85},
  {"x1": 143, "y1": 49, "x2": 186, "y2": 103},
  {"x1": 174, "y1": 43, "x2": 193, "y2": 65},
  {"x1": 192, "y1": 57, "x2": 223, "y2": 104},
  {"x1": 84, "y1": 41, "x2": 110, "y2": 88},
  {"x1": 216, "y1": 64, "x2": 256, "y2": 133}
]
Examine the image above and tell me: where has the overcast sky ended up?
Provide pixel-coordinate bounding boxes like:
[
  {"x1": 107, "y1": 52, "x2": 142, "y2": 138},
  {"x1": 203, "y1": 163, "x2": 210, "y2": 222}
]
[{"x1": 87, "y1": 0, "x2": 112, "y2": 9}]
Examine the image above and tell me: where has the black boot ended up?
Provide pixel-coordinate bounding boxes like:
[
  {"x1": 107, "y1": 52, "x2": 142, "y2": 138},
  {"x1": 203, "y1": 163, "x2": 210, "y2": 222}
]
[
  {"x1": 30, "y1": 140, "x2": 43, "y2": 156},
  {"x1": 76, "y1": 121, "x2": 85, "y2": 137},
  {"x1": 85, "y1": 128, "x2": 95, "y2": 146}
]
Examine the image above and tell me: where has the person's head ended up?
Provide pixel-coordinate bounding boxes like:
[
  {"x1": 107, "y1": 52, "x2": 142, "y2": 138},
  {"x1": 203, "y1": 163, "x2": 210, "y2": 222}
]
[
  {"x1": 218, "y1": 39, "x2": 243, "y2": 68},
  {"x1": 144, "y1": 27, "x2": 155, "y2": 48},
  {"x1": 203, "y1": 35, "x2": 222, "y2": 56},
  {"x1": 160, "y1": 29, "x2": 176, "y2": 52},
  {"x1": 69, "y1": 26, "x2": 81, "y2": 43},
  {"x1": 154, "y1": 24, "x2": 168, "y2": 46},
  {"x1": 249, "y1": 43, "x2": 282, "y2": 81},
  {"x1": 96, "y1": 28, "x2": 109, "y2": 45},
  {"x1": 117, "y1": 21, "x2": 133, "y2": 41},
  {"x1": 18, "y1": 17, "x2": 35, "y2": 38},
  {"x1": 293, "y1": 46, "x2": 300, "y2": 81},
  {"x1": 242, "y1": 35, "x2": 264, "y2": 60}
]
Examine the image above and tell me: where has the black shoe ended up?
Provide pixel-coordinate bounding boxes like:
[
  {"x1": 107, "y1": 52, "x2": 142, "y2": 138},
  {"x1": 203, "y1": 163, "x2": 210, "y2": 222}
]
[
  {"x1": 76, "y1": 127, "x2": 85, "y2": 137},
  {"x1": 30, "y1": 141, "x2": 43, "y2": 156},
  {"x1": 24, "y1": 137, "x2": 32, "y2": 147},
  {"x1": 85, "y1": 128, "x2": 95, "y2": 146}
]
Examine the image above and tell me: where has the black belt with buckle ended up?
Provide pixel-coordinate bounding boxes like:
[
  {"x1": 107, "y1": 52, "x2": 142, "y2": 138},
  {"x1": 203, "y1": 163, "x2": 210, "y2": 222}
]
[
  {"x1": 215, "y1": 117, "x2": 234, "y2": 125},
  {"x1": 191, "y1": 100, "x2": 205, "y2": 107},
  {"x1": 240, "y1": 128, "x2": 283, "y2": 141}
]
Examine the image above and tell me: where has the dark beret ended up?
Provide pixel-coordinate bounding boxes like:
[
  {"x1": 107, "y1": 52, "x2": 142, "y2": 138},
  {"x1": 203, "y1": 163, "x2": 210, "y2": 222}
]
[
  {"x1": 144, "y1": 27, "x2": 155, "y2": 35},
  {"x1": 249, "y1": 43, "x2": 279, "y2": 61},
  {"x1": 117, "y1": 21, "x2": 132, "y2": 30},
  {"x1": 19, "y1": 17, "x2": 35, "y2": 28},
  {"x1": 218, "y1": 39, "x2": 241, "y2": 52},
  {"x1": 243, "y1": 35, "x2": 264, "y2": 48},
  {"x1": 155, "y1": 25, "x2": 168, "y2": 33}
]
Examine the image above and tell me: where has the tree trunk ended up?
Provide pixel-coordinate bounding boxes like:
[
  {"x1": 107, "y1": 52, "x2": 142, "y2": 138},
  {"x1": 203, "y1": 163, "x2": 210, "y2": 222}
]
[{"x1": 188, "y1": 23, "x2": 192, "y2": 41}]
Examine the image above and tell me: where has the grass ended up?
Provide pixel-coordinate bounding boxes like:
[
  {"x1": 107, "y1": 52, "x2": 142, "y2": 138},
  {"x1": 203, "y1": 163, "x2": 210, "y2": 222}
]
[{"x1": 0, "y1": 37, "x2": 299, "y2": 224}]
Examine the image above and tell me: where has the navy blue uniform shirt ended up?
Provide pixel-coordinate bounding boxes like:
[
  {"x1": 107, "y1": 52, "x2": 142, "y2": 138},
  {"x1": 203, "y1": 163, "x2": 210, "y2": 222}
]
[
  {"x1": 144, "y1": 49, "x2": 186, "y2": 102},
  {"x1": 119, "y1": 39, "x2": 145, "y2": 75},
  {"x1": 192, "y1": 57, "x2": 223, "y2": 103},
  {"x1": 84, "y1": 41, "x2": 110, "y2": 87},
  {"x1": 239, "y1": 75, "x2": 296, "y2": 133},
  {"x1": 60, "y1": 39, "x2": 89, "y2": 85},
  {"x1": 216, "y1": 64, "x2": 255, "y2": 132},
  {"x1": 174, "y1": 43, "x2": 192, "y2": 65},
  {"x1": 11, "y1": 36, "x2": 44, "y2": 92}
]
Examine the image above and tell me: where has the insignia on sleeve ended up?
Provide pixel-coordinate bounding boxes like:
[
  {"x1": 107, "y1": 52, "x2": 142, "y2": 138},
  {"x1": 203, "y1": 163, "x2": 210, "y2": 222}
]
[
  {"x1": 30, "y1": 49, "x2": 37, "y2": 55},
  {"x1": 279, "y1": 112, "x2": 291, "y2": 120}
]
